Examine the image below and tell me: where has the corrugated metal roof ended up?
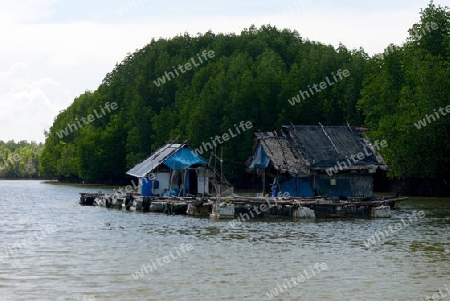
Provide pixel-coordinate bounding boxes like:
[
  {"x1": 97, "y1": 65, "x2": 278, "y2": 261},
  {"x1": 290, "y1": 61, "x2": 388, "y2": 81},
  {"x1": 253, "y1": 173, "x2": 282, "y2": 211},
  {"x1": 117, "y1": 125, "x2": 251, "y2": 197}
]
[
  {"x1": 126, "y1": 143, "x2": 233, "y2": 188},
  {"x1": 126, "y1": 144, "x2": 183, "y2": 178}
]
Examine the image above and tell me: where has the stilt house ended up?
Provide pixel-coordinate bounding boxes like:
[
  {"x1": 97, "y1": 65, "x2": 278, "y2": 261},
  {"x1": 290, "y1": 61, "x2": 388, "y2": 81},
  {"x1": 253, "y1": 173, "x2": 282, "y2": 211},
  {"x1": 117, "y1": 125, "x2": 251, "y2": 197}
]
[
  {"x1": 127, "y1": 143, "x2": 232, "y2": 197},
  {"x1": 248, "y1": 125, "x2": 387, "y2": 198}
]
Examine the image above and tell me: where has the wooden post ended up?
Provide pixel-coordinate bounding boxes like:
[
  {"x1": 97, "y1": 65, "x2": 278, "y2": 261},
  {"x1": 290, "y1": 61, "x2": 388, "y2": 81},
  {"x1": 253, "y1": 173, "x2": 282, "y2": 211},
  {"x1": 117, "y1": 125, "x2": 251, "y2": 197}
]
[
  {"x1": 262, "y1": 169, "x2": 266, "y2": 196},
  {"x1": 203, "y1": 167, "x2": 206, "y2": 197},
  {"x1": 168, "y1": 169, "x2": 173, "y2": 196},
  {"x1": 182, "y1": 168, "x2": 186, "y2": 196}
]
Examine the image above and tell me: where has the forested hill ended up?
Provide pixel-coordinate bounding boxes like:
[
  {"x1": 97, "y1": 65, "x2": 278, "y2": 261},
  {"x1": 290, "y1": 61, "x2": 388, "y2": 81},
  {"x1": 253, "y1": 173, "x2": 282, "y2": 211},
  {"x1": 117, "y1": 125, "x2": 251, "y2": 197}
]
[{"x1": 40, "y1": 2, "x2": 450, "y2": 194}]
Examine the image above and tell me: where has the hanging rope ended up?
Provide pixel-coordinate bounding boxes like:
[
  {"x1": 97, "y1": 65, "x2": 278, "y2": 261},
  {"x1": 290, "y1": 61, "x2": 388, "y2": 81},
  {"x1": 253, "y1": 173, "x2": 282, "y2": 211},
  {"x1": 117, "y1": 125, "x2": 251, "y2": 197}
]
[
  {"x1": 319, "y1": 122, "x2": 340, "y2": 155},
  {"x1": 211, "y1": 152, "x2": 246, "y2": 164}
]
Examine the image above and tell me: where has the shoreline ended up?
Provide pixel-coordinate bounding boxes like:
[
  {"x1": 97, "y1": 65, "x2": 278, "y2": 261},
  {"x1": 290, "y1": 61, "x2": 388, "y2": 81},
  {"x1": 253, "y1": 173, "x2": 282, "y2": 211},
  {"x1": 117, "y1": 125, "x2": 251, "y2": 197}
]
[{"x1": 1, "y1": 179, "x2": 449, "y2": 198}]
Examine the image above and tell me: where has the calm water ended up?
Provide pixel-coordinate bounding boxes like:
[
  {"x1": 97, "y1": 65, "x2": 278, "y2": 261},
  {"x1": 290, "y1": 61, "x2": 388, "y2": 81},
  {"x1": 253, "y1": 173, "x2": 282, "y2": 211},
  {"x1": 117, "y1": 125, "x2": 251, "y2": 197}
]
[{"x1": 0, "y1": 180, "x2": 449, "y2": 301}]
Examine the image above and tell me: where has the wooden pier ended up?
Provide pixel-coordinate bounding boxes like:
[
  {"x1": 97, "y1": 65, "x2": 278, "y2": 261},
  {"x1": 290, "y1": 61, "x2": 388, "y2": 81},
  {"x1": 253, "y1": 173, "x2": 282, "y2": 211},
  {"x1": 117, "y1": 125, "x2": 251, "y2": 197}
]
[{"x1": 79, "y1": 193, "x2": 408, "y2": 219}]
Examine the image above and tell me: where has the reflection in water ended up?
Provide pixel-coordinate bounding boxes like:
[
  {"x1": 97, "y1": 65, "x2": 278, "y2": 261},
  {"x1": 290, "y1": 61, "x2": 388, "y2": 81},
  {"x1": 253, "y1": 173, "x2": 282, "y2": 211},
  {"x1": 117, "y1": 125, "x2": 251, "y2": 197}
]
[{"x1": 0, "y1": 181, "x2": 449, "y2": 300}]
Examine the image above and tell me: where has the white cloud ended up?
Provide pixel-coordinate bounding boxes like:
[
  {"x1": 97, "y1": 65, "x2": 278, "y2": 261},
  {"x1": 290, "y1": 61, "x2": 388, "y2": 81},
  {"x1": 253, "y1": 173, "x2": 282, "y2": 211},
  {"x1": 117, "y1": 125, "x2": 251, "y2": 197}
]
[
  {"x1": 0, "y1": 0, "x2": 57, "y2": 24},
  {"x1": 0, "y1": 21, "x2": 151, "y2": 142},
  {"x1": 0, "y1": 0, "x2": 429, "y2": 142},
  {"x1": 268, "y1": 4, "x2": 422, "y2": 55},
  {"x1": 0, "y1": 62, "x2": 62, "y2": 142}
]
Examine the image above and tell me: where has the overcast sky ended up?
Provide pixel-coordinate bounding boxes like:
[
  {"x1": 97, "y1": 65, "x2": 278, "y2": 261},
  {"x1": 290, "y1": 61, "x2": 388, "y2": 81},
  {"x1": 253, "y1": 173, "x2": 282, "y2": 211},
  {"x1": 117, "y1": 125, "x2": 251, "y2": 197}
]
[{"x1": 0, "y1": 0, "x2": 437, "y2": 143}]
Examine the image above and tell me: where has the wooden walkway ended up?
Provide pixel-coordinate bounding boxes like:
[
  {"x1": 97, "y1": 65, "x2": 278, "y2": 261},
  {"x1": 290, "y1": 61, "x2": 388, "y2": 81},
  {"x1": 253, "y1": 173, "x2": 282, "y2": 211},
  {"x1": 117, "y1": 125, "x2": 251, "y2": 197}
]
[{"x1": 79, "y1": 192, "x2": 408, "y2": 219}]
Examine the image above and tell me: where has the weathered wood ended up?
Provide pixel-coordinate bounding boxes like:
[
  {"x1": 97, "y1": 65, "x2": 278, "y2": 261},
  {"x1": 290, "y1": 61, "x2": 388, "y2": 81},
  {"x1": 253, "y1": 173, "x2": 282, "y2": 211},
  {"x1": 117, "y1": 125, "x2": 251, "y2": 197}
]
[{"x1": 79, "y1": 193, "x2": 408, "y2": 218}]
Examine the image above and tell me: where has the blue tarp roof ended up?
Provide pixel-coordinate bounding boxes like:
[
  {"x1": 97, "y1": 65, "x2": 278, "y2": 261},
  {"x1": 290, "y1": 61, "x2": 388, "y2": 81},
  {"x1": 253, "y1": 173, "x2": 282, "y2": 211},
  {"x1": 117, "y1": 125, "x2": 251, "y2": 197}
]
[
  {"x1": 126, "y1": 144, "x2": 206, "y2": 178},
  {"x1": 163, "y1": 148, "x2": 206, "y2": 170},
  {"x1": 249, "y1": 144, "x2": 270, "y2": 169}
]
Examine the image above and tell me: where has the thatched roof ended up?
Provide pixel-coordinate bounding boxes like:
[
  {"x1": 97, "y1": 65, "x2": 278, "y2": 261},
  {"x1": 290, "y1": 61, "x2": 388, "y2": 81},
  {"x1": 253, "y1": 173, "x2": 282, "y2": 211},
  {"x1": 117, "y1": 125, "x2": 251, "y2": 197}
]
[
  {"x1": 257, "y1": 136, "x2": 311, "y2": 175},
  {"x1": 249, "y1": 125, "x2": 387, "y2": 174}
]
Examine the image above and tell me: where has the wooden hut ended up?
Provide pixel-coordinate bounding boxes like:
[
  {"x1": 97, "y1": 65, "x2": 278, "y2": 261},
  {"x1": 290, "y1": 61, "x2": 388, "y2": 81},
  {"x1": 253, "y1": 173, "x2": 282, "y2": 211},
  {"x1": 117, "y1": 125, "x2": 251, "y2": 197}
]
[
  {"x1": 248, "y1": 125, "x2": 387, "y2": 198},
  {"x1": 126, "y1": 143, "x2": 232, "y2": 197}
]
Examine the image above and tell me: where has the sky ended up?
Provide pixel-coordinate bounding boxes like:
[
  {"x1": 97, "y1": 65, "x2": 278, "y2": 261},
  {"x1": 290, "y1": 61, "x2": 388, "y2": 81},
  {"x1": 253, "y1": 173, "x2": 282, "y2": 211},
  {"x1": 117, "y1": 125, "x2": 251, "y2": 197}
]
[{"x1": 0, "y1": 0, "x2": 440, "y2": 143}]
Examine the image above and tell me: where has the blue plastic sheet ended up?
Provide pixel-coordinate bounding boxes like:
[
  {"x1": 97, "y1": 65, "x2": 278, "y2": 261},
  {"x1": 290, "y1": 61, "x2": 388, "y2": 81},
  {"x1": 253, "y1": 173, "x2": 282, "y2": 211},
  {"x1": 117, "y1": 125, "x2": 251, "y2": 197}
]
[
  {"x1": 163, "y1": 148, "x2": 206, "y2": 170},
  {"x1": 163, "y1": 189, "x2": 181, "y2": 196},
  {"x1": 249, "y1": 144, "x2": 270, "y2": 169},
  {"x1": 281, "y1": 177, "x2": 314, "y2": 197}
]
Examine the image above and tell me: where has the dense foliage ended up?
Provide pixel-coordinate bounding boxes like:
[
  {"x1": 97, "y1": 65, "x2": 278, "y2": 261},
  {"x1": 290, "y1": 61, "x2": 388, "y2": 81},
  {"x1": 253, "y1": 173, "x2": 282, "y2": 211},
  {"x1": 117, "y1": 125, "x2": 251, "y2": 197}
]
[
  {"x1": 40, "y1": 2, "x2": 450, "y2": 188},
  {"x1": 359, "y1": 1, "x2": 450, "y2": 182},
  {"x1": 0, "y1": 140, "x2": 43, "y2": 178}
]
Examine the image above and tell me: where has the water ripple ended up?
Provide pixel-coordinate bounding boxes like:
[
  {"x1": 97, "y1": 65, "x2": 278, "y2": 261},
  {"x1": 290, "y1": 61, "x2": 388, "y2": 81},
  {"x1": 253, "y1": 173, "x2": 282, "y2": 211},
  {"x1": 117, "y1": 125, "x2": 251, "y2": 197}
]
[{"x1": 0, "y1": 181, "x2": 449, "y2": 300}]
